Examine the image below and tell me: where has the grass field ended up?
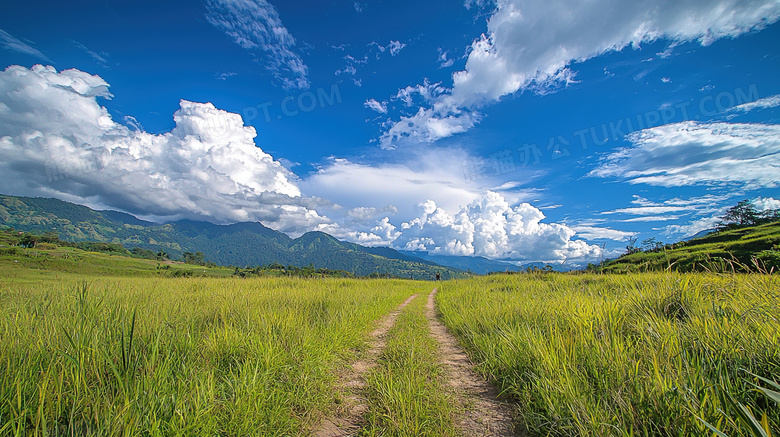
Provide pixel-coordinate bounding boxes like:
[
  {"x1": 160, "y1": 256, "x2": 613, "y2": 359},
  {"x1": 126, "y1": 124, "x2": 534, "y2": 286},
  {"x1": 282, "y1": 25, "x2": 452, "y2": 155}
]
[
  {"x1": 3, "y1": 244, "x2": 780, "y2": 436},
  {"x1": 437, "y1": 273, "x2": 780, "y2": 436},
  {"x1": 0, "y1": 244, "x2": 235, "y2": 282},
  {"x1": 0, "y1": 276, "x2": 433, "y2": 436}
]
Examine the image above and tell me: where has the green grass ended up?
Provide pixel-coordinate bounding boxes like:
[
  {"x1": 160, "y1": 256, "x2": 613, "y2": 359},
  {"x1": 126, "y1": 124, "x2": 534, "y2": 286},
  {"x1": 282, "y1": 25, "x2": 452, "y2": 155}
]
[
  {"x1": 437, "y1": 273, "x2": 780, "y2": 436},
  {"x1": 0, "y1": 276, "x2": 433, "y2": 436},
  {"x1": 600, "y1": 221, "x2": 780, "y2": 273},
  {"x1": 5, "y1": 238, "x2": 780, "y2": 436},
  {"x1": 0, "y1": 245, "x2": 235, "y2": 283},
  {"x1": 362, "y1": 292, "x2": 457, "y2": 437}
]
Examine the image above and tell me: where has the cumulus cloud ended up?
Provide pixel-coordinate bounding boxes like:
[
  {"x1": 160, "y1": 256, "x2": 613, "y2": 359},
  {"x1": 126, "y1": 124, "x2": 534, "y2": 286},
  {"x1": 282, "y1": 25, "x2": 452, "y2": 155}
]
[
  {"x1": 753, "y1": 196, "x2": 780, "y2": 211},
  {"x1": 379, "y1": 0, "x2": 780, "y2": 148},
  {"x1": 317, "y1": 216, "x2": 401, "y2": 247},
  {"x1": 0, "y1": 29, "x2": 52, "y2": 62},
  {"x1": 393, "y1": 191, "x2": 602, "y2": 263},
  {"x1": 204, "y1": 0, "x2": 309, "y2": 90},
  {"x1": 0, "y1": 65, "x2": 328, "y2": 235},
  {"x1": 590, "y1": 121, "x2": 780, "y2": 188}
]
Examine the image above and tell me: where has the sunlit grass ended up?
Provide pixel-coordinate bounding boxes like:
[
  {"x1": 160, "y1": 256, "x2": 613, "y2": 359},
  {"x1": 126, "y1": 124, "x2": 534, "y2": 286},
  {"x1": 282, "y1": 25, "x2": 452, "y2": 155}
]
[
  {"x1": 362, "y1": 292, "x2": 456, "y2": 437},
  {"x1": 437, "y1": 273, "x2": 780, "y2": 436},
  {"x1": 0, "y1": 276, "x2": 430, "y2": 436}
]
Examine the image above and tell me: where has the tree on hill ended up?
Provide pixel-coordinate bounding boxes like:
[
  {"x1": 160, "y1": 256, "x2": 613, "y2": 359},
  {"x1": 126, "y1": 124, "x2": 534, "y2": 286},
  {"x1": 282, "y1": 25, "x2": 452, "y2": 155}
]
[
  {"x1": 718, "y1": 199, "x2": 780, "y2": 229},
  {"x1": 19, "y1": 234, "x2": 39, "y2": 248},
  {"x1": 183, "y1": 251, "x2": 206, "y2": 265}
]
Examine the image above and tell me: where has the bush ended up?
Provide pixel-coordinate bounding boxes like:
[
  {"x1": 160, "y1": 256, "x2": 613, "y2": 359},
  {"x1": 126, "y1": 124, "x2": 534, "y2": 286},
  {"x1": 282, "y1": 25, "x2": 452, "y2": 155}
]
[{"x1": 0, "y1": 247, "x2": 22, "y2": 256}]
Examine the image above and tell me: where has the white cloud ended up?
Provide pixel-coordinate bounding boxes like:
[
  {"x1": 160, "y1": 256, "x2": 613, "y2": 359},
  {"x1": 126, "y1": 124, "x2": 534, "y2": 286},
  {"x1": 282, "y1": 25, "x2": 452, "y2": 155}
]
[
  {"x1": 727, "y1": 94, "x2": 780, "y2": 113},
  {"x1": 451, "y1": 0, "x2": 780, "y2": 106},
  {"x1": 661, "y1": 77, "x2": 672, "y2": 83},
  {"x1": 393, "y1": 80, "x2": 445, "y2": 107},
  {"x1": 379, "y1": 0, "x2": 780, "y2": 148},
  {"x1": 0, "y1": 29, "x2": 51, "y2": 62},
  {"x1": 317, "y1": 216, "x2": 402, "y2": 247},
  {"x1": 0, "y1": 65, "x2": 328, "y2": 235},
  {"x1": 664, "y1": 216, "x2": 722, "y2": 237},
  {"x1": 621, "y1": 216, "x2": 680, "y2": 222},
  {"x1": 438, "y1": 48, "x2": 455, "y2": 68},
  {"x1": 204, "y1": 0, "x2": 309, "y2": 90},
  {"x1": 300, "y1": 150, "x2": 485, "y2": 221},
  {"x1": 216, "y1": 72, "x2": 238, "y2": 80},
  {"x1": 754, "y1": 196, "x2": 780, "y2": 211},
  {"x1": 590, "y1": 121, "x2": 780, "y2": 188},
  {"x1": 571, "y1": 226, "x2": 637, "y2": 241},
  {"x1": 604, "y1": 206, "x2": 689, "y2": 215},
  {"x1": 347, "y1": 205, "x2": 398, "y2": 221},
  {"x1": 335, "y1": 64, "x2": 357, "y2": 76},
  {"x1": 388, "y1": 40, "x2": 406, "y2": 56},
  {"x1": 380, "y1": 106, "x2": 480, "y2": 149},
  {"x1": 393, "y1": 191, "x2": 602, "y2": 263},
  {"x1": 364, "y1": 98, "x2": 387, "y2": 113}
]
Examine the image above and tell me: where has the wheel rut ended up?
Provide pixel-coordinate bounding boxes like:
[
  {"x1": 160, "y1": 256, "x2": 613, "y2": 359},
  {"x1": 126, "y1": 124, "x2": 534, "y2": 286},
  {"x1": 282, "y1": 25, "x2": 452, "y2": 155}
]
[
  {"x1": 313, "y1": 294, "x2": 418, "y2": 437},
  {"x1": 426, "y1": 288, "x2": 518, "y2": 437}
]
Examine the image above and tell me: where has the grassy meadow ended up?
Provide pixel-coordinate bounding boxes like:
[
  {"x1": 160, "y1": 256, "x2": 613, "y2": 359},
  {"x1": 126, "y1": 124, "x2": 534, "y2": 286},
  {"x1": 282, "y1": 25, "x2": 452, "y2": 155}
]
[
  {"x1": 0, "y1": 275, "x2": 433, "y2": 436},
  {"x1": 437, "y1": 273, "x2": 780, "y2": 436},
  {"x1": 3, "y1": 242, "x2": 780, "y2": 436}
]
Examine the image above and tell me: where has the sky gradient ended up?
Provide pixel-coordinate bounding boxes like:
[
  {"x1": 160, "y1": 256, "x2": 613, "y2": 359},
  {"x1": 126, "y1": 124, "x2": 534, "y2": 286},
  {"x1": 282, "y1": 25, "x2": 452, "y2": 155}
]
[{"x1": 1, "y1": 0, "x2": 779, "y2": 267}]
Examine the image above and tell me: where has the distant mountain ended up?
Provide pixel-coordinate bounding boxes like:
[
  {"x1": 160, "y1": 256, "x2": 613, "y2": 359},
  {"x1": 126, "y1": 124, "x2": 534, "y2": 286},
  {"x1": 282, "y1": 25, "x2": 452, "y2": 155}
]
[
  {"x1": 0, "y1": 194, "x2": 464, "y2": 279},
  {"x1": 399, "y1": 251, "x2": 523, "y2": 274},
  {"x1": 684, "y1": 229, "x2": 716, "y2": 241},
  {"x1": 399, "y1": 251, "x2": 574, "y2": 273}
]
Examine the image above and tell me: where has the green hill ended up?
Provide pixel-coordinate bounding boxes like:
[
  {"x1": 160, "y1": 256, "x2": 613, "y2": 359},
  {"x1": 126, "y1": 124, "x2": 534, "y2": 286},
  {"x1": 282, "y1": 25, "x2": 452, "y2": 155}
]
[
  {"x1": 597, "y1": 221, "x2": 780, "y2": 273},
  {"x1": 0, "y1": 194, "x2": 463, "y2": 279}
]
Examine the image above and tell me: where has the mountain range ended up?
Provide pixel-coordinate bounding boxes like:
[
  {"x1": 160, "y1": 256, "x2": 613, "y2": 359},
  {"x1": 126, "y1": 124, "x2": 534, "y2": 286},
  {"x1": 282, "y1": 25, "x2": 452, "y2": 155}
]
[{"x1": 0, "y1": 194, "x2": 464, "y2": 279}]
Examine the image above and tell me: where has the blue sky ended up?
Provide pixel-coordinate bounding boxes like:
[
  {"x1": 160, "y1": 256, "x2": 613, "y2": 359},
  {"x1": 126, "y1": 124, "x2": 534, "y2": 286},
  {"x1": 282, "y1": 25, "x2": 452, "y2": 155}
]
[{"x1": 1, "y1": 0, "x2": 779, "y2": 266}]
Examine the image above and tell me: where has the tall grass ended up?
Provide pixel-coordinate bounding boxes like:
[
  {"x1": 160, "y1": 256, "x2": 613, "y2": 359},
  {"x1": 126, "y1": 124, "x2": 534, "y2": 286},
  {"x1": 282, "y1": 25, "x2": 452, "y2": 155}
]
[
  {"x1": 0, "y1": 277, "x2": 428, "y2": 436},
  {"x1": 437, "y1": 273, "x2": 780, "y2": 436},
  {"x1": 362, "y1": 292, "x2": 457, "y2": 437}
]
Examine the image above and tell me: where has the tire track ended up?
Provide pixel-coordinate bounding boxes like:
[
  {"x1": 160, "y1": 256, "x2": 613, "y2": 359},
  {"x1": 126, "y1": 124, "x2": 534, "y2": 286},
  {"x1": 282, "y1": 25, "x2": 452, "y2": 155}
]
[
  {"x1": 426, "y1": 288, "x2": 518, "y2": 437},
  {"x1": 313, "y1": 294, "x2": 418, "y2": 437}
]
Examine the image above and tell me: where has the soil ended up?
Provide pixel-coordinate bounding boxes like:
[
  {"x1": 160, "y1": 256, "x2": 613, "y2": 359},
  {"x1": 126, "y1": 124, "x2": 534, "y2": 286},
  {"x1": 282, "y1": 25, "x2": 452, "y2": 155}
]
[{"x1": 426, "y1": 288, "x2": 518, "y2": 437}]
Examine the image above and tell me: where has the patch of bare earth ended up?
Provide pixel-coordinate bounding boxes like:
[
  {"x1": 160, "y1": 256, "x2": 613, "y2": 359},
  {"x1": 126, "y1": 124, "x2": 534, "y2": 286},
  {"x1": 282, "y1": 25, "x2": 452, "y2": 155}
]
[
  {"x1": 313, "y1": 294, "x2": 418, "y2": 437},
  {"x1": 427, "y1": 288, "x2": 518, "y2": 437}
]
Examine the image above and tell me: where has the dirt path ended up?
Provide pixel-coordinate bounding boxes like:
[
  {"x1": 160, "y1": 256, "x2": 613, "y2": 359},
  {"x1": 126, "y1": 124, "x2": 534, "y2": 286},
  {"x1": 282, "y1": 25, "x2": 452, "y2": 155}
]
[
  {"x1": 426, "y1": 288, "x2": 518, "y2": 437},
  {"x1": 313, "y1": 294, "x2": 418, "y2": 437}
]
